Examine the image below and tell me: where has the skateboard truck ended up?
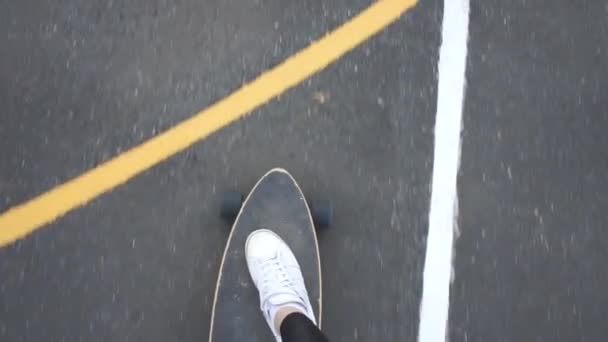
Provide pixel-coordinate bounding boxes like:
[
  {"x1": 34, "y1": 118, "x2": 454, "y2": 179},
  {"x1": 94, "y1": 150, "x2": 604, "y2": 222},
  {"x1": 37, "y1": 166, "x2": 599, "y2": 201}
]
[{"x1": 220, "y1": 191, "x2": 333, "y2": 229}]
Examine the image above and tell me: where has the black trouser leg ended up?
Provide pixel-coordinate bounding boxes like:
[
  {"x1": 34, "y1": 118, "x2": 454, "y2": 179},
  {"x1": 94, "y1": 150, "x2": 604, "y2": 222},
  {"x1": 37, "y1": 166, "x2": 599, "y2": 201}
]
[{"x1": 280, "y1": 312, "x2": 330, "y2": 342}]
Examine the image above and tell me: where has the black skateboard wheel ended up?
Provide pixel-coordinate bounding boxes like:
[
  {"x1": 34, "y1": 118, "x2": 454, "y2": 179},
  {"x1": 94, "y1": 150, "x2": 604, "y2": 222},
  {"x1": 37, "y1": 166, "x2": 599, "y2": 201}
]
[
  {"x1": 220, "y1": 191, "x2": 244, "y2": 221},
  {"x1": 310, "y1": 199, "x2": 332, "y2": 229}
]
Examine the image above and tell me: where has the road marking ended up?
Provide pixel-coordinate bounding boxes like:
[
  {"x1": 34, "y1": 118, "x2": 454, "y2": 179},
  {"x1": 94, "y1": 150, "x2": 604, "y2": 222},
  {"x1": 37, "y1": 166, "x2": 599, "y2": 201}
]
[
  {"x1": 418, "y1": 0, "x2": 469, "y2": 341},
  {"x1": 0, "y1": 0, "x2": 418, "y2": 247}
]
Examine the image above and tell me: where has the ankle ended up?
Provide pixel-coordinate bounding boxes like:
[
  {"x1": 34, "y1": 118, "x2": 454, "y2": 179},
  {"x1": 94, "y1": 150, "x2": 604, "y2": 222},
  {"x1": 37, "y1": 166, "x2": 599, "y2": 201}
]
[{"x1": 273, "y1": 306, "x2": 304, "y2": 332}]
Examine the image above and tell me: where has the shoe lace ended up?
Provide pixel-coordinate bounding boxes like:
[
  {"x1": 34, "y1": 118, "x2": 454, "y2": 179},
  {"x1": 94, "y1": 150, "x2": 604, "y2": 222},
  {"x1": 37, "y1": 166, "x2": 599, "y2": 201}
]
[{"x1": 259, "y1": 256, "x2": 296, "y2": 303}]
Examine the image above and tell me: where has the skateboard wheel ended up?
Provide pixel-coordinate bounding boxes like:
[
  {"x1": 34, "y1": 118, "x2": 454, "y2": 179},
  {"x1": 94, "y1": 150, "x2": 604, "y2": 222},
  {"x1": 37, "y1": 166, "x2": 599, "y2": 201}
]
[
  {"x1": 310, "y1": 199, "x2": 332, "y2": 229},
  {"x1": 220, "y1": 191, "x2": 244, "y2": 221}
]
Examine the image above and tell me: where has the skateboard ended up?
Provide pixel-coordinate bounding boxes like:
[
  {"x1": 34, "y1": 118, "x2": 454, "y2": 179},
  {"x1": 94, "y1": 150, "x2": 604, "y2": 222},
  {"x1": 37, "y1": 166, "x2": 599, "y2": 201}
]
[{"x1": 208, "y1": 168, "x2": 331, "y2": 342}]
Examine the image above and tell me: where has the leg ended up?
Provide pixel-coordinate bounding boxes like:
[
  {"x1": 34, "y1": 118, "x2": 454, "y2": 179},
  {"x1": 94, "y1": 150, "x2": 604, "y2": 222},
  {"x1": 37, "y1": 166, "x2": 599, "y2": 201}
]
[
  {"x1": 280, "y1": 312, "x2": 330, "y2": 342},
  {"x1": 245, "y1": 229, "x2": 329, "y2": 342}
]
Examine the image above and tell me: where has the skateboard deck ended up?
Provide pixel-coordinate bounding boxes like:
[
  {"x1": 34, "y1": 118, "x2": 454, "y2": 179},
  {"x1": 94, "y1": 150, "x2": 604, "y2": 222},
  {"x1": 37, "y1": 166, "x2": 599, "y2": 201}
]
[{"x1": 209, "y1": 168, "x2": 321, "y2": 342}]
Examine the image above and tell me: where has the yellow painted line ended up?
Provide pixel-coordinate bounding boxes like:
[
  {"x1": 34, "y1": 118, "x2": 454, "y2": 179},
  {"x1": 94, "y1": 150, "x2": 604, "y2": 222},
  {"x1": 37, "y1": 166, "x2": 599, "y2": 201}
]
[{"x1": 0, "y1": 0, "x2": 417, "y2": 247}]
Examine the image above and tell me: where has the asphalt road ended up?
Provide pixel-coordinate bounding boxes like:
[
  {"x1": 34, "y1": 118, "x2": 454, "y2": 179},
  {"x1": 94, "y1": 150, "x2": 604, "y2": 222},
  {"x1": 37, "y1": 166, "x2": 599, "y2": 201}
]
[
  {"x1": 0, "y1": 0, "x2": 606, "y2": 341},
  {"x1": 451, "y1": 1, "x2": 608, "y2": 341}
]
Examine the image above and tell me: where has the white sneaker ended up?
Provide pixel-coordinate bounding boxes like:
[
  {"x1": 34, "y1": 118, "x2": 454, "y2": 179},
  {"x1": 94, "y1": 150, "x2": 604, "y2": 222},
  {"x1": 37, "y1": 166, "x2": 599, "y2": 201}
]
[{"x1": 245, "y1": 229, "x2": 316, "y2": 341}]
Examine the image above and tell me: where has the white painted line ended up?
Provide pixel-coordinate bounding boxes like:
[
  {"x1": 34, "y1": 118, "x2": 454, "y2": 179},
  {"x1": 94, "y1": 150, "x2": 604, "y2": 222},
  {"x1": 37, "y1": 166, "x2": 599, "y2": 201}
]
[{"x1": 418, "y1": 0, "x2": 470, "y2": 341}]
